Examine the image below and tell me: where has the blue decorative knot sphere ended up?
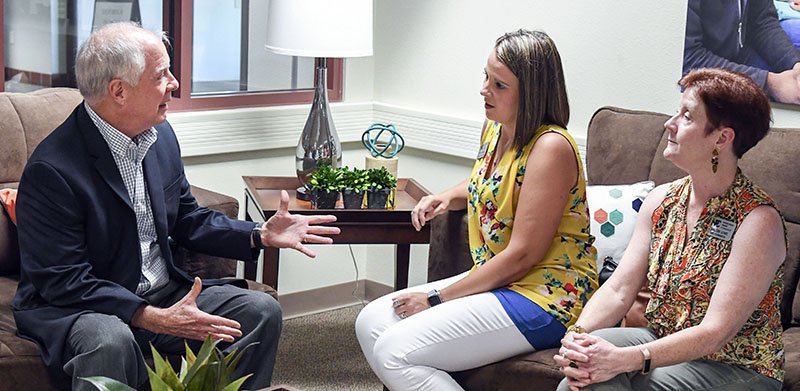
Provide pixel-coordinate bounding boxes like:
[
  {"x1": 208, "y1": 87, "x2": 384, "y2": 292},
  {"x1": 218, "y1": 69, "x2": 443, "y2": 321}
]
[{"x1": 361, "y1": 123, "x2": 405, "y2": 158}]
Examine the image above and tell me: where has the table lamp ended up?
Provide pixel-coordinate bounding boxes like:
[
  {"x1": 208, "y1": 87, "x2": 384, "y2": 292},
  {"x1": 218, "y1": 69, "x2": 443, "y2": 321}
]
[{"x1": 265, "y1": 0, "x2": 373, "y2": 200}]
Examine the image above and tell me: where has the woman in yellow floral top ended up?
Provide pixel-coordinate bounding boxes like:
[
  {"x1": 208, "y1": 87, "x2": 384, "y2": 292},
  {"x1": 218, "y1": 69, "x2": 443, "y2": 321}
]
[
  {"x1": 355, "y1": 30, "x2": 597, "y2": 391},
  {"x1": 556, "y1": 68, "x2": 787, "y2": 391}
]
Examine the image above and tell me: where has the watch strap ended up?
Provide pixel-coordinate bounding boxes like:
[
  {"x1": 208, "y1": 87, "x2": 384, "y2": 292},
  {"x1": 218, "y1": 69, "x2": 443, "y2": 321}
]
[
  {"x1": 252, "y1": 223, "x2": 266, "y2": 250},
  {"x1": 639, "y1": 346, "x2": 651, "y2": 374}
]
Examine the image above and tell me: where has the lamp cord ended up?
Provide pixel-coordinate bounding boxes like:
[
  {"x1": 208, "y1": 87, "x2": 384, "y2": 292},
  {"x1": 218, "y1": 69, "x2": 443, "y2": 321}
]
[{"x1": 349, "y1": 244, "x2": 368, "y2": 308}]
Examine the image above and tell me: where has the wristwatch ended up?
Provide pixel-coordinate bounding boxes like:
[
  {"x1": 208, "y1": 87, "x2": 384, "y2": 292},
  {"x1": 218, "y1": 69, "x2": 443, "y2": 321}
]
[
  {"x1": 427, "y1": 289, "x2": 444, "y2": 307},
  {"x1": 639, "y1": 346, "x2": 651, "y2": 374},
  {"x1": 252, "y1": 223, "x2": 266, "y2": 250}
]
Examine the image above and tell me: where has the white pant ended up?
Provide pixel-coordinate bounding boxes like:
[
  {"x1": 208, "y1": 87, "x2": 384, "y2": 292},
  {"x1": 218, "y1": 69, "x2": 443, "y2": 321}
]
[{"x1": 355, "y1": 272, "x2": 533, "y2": 391}]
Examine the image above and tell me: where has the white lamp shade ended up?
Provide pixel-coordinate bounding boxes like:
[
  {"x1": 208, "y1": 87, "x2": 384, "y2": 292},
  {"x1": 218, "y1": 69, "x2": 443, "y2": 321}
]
[{"x1": 266, "y1": 0, "x2": 373, "y2": 58}]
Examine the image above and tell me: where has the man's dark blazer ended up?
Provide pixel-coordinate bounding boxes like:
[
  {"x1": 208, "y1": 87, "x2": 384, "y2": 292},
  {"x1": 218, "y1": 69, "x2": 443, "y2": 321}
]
[{"x1": 12, "y1": 103, "x2": 258, "y2": 374}]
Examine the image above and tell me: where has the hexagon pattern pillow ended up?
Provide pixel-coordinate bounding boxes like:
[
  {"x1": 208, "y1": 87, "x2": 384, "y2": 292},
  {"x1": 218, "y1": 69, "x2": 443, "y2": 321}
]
[{"x1": 586, "y1": 181, "x2": 655, "y2": 270}]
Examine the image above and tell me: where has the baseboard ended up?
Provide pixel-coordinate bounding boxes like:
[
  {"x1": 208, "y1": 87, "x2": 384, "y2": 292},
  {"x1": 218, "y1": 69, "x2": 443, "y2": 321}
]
[{"x1": 278, "y1": 279, "x2": 393, "y2": 319}]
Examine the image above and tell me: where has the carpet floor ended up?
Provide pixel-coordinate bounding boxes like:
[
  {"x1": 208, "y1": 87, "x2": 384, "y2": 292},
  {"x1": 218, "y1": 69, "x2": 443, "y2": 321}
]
[{"x1": 271, "y1": 305, "x2": 384, "y2": 391}]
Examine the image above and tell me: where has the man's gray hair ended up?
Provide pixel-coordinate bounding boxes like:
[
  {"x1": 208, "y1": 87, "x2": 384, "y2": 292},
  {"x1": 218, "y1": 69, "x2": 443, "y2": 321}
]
[{"x1": 75, "y1": 22, "x2": 168, "y2": 102}]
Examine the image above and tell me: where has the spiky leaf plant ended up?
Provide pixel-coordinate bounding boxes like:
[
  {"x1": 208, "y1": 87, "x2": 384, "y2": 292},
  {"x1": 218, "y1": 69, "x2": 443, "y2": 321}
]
[{"x1": 81, "y1": 336, "x2": 255, "y2": 391}]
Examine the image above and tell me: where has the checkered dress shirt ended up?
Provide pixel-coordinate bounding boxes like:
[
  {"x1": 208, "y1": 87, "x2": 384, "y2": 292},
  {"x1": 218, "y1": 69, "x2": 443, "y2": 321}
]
[{"x1": 85, "y1": 103, "x2": 169, "y2": 295}]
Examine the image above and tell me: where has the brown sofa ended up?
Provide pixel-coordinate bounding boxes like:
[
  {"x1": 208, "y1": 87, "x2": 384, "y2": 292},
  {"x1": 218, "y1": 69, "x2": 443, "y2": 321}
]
[
  {"x1": 0, "y1": 88, "x2": 276, "y2": 390},
  {"x1": 427, "y1": 106, "x2": 800, "y2": 390}
]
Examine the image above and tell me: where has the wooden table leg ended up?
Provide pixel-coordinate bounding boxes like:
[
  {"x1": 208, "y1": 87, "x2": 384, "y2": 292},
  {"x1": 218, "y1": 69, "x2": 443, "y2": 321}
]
[
  {"x1": 262, "y1": 247, "x2": 280, "y2": 290},
  {"x1": 395, "y1": 244, "x2": 410, "y2": 290}
]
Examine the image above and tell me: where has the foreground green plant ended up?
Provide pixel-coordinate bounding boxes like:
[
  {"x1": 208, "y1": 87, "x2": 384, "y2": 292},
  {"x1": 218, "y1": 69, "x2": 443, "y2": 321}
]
[
  {"x1": 366, "y1": 167, "x2": 397, "y2": 190},
  {"x1": 340, "y1": 166, "x2": 369, "y2": 192},
  {"x1": 81, "y1": 336, "x2": 254, "y2": 391},
  {"x1": 308, "y1": 162, "x2": 343, "y2": 192}
]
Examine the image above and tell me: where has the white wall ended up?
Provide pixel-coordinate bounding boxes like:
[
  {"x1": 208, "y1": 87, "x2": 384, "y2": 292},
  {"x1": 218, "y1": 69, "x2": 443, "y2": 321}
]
[
  {"x1": 180, "y1": 0, "x2": 800, "y2": 295},
  {"x1": 372, "y1": 0, "x2": 800, "y2": 135}
]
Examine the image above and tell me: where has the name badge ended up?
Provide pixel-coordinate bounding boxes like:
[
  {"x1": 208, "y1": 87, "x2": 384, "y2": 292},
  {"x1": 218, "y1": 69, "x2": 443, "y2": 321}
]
[
  {"x1": 708, "y1": 217, "x2": 736, "y2": 241},
  {"x1": 476, "y1": 142, "x2": 489, "y2": 160}
]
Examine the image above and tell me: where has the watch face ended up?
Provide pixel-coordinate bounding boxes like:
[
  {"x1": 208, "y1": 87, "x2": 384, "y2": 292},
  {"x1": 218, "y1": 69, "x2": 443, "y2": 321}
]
[{"x1": 427, "y1": 290, "x2": 442, "y2": 306}]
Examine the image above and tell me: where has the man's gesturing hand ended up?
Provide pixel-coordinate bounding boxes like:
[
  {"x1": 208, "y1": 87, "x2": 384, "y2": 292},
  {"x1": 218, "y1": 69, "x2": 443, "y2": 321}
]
[
  {"x1": 259, "y1": 190, "x2": 340, "y2": 258},
  {"x1": 132, "y1": 277, "x2": 242, "y2": 342}
]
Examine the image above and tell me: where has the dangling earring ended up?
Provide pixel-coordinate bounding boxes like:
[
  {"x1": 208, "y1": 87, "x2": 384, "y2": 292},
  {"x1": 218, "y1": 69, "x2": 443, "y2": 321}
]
[{"x1": 711, "y1": 148, "x2": 719, "y2": 174}]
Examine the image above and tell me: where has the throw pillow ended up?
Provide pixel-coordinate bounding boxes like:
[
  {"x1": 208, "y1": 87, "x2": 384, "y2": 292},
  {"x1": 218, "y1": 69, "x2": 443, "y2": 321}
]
[
  {"x1": 586, "y1": 181, "x2": 655, "y2": 271},
  {"x1": 0, "y1": 188, "x2": 18, "y2": 225}
]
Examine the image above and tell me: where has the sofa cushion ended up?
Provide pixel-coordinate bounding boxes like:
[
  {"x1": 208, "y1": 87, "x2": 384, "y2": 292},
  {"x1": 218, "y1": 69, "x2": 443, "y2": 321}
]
[
  {"x1": 740, "y1": 129, "x2": 800, "y2": 224},
  {"x1": 586, "y1": 107, "x2": 670, "y2": 186},
  {"x1": 14, "y1": 88, "x2": 84, "y2": 159},
  {"x1": 587, "y1": 181, "x2": 654, "y2": 271},
  {"x1": 0, "y1": 96, "x2": 27, "y2": 187},
  {"x1": 454, "y1": 348, "x2": 561, "y2": 391},
  {"x1": 0, "y1": 88, "x2": 83, "y2": 186},
  {"x1": 1, "y1": 275, "x2": 70, "y2": 389},
  {"x1": 785, "y1": 327, "x2": 800, "y2": 390}
]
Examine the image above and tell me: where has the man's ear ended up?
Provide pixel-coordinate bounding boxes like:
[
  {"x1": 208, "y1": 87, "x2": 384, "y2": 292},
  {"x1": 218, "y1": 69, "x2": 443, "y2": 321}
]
[
  {"x1": 716, "y1": 126, "x2": 736, "y2": 150},
  {"x1": 107, "y1": 79, "x2": 127, "y2": 105}
]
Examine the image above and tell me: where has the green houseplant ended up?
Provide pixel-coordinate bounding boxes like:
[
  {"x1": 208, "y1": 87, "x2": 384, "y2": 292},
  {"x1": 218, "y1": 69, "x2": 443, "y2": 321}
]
[
  {"x1": 308, "y1": 163, "x2": 342, "y2": 209},
  {"x1": 365, "y1": 167, "x2": 397, "y2": 209},
  {"x1": 340, "y1": 167, "x2": 369, "y2": 209},
  {"x1": 80, "y1": 336, "x2": 253, "y2": 391}
]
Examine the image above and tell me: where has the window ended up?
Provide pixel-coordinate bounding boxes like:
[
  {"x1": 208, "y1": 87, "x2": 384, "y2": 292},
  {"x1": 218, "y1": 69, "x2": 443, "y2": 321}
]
[{"x1": 0, "y1": 0, "x2": 343, "y2": 111}]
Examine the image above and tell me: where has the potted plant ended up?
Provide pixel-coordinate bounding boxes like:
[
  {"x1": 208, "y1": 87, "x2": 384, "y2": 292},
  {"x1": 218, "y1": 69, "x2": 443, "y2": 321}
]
[
  {"x1": 365, "y1": 167, "x2": 396, "y2": 209},
  {"x1": 81, "y1": 336, "x2": 254, "y2": 391},
  {"x1": 308, "y1": 163, "x2": 342, "y2": 209},
  {"x1": 340, "y1": 167, "x2": 369, "y2": 209}
]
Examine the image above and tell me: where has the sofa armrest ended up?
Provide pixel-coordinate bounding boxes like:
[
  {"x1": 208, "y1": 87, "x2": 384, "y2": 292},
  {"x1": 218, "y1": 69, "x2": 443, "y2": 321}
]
[
  {"x1": 172, "y1": 185, "x2": 241, "y2": 280},
  {"x1": 427, "y1": 209, "x2": 473, "y2": 283}
]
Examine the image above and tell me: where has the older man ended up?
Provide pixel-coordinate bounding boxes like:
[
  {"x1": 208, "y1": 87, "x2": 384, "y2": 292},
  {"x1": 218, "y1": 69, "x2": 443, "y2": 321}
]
[{"x1": 12, "y1": 22, "x2": 339, "y2": 390}]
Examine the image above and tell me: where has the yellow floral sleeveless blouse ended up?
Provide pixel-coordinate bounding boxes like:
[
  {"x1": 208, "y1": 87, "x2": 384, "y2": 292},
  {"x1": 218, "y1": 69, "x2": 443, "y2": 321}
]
[
  {"x1": 467, "y1": 121, "x2": 598, "y2": 326},
  {"x1": 645, "y1": 170, "x2": 785, "y2": 381}
]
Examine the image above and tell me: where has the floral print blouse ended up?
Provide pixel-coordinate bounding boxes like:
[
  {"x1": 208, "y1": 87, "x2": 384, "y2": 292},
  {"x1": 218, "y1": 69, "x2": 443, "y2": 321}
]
[
  {"x1": 467, "y1": 121, "x2": 598, "y2": 327},
  {"x1": 645, "y1": 170, "x2": 785, "y2": 381}
]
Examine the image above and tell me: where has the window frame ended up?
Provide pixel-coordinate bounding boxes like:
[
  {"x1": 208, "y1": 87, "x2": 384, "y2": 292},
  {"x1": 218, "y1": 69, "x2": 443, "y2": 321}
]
[
  {"x1": 166, "y1": 0, "x2": 343, "y2": 111},
  {"x1": 0, "y1": 0, "x2": 344, "y2": 111}
]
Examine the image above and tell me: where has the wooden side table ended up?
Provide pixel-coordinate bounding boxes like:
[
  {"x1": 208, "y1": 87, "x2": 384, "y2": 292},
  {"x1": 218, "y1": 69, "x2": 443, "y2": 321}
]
[{"x1": 243, "y1": 176, "x2": 432, "y2": 291}]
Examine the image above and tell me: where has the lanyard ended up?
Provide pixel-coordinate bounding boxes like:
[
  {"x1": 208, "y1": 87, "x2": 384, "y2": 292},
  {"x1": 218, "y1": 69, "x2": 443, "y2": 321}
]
[{"x1": 738, "y1": 0, "x2": 746, "y2": 48}]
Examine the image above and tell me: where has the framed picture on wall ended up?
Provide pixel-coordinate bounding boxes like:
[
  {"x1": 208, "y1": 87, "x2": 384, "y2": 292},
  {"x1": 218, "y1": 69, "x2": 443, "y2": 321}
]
[
  {"x1": 92, "y1": 0, "x2": 142, "y2": 31},
  {"x1": 683, "y1": 0, "x2": 800, "y2": 104}
]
